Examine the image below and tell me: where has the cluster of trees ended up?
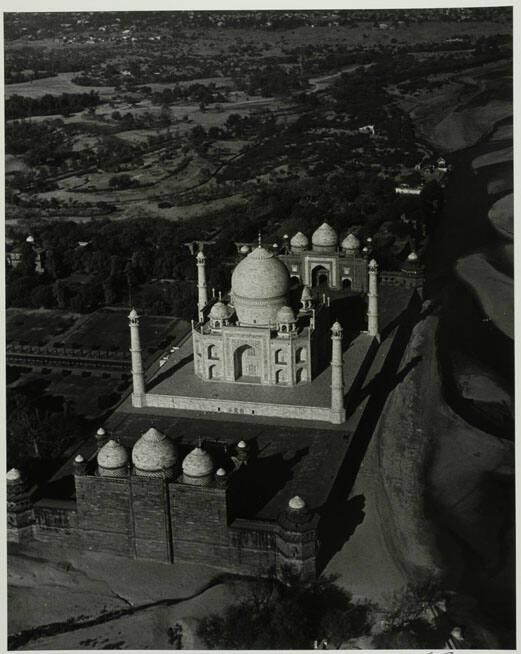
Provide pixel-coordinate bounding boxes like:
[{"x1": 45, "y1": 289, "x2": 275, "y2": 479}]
[
  {"x1": 6, "y1": 91, "x2": 100, "y2": 120},
  {"x1": 7, "y1": 387, "x2": 86, "y2": 472},
  {"x1": 235, "y1": 63, "x2": 305, "y2": 97},
  {"x1": 198, "y1": 572, "x2": 373, "y2": 649},
  {"x1": 6, "y1": 213, "x2": 241, "y2": 317},
  {"x1": 151, "y1": 82, "x2": 226, "y2": 107},
  {"x1": 197, "y1": 572, "x2": 476, "y2": 650},
  {"x1": 6, "y1": 119, "x2": 73, "y2": 168}
]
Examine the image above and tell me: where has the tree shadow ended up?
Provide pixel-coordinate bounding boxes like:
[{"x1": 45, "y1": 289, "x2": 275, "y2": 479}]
[
  {"x1": 316, "y1": 493, "x2": 366, "y2": 574},
  {"x1": 148, "y1": 353, "x2": 194, "y2": 390}
]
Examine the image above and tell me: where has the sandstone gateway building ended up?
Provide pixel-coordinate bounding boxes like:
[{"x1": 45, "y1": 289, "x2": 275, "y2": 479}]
[{"x1": 8, "y1": 222, "x2": 425, "y2": 581}]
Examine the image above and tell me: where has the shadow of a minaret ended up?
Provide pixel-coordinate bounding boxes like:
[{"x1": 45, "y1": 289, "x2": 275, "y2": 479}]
[
  {"x1": 147, "y1": 353, "x2": 194, "y2": 390},
  {"x1": 316, "y1": 290, "x2": 427, "y2": 573}
]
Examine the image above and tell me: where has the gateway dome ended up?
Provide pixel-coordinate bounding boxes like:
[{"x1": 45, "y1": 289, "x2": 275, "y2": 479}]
[
  {"x1": 290, "y1": 231, "x2": 309, "y2": 251},
  {"x1": 341, "y1": 233, "x2": 360, "y2": 252},
  {"x1": 312, "y1": 222, "x2": 337, "y2": 252},
  {"x1": 231, "y1": 245, "x2": 290, "y2": 326}
]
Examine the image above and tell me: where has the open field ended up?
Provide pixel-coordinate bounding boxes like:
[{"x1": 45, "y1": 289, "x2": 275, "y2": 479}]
[
  {"x1": 9, "y1": 369, "x2": 126, "y2": 418},
  {"x1": 5, "y1": 71, "x2": 116, "y2": 99},
  {"x1": 6, "y1": 309, "x2": 82, "y2": 347},
  {"x1": 61, "y1": 309, "x2": 189, "y2": 358}
]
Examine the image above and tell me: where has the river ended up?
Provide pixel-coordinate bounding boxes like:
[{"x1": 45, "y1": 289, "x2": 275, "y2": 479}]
[{"x1": 422, "y1": 118, "x2": 514, "y2": 645}]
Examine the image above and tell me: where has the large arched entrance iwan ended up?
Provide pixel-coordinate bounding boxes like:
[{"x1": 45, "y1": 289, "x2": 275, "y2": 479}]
[
  {"x1": 234, "y1": 344, "x2": 260, "y2": 382},
  {"x1": 312, "y1": 265, "x2": 329, "y2": 288}
]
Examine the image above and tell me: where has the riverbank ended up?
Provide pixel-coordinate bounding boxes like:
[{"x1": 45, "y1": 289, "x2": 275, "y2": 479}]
[
  {"x1": 488, "y1": 192, "x2": 513, "y2": 239},
  {"x1": 456, "y1": 252, "x2": 513, "y2": 340}
]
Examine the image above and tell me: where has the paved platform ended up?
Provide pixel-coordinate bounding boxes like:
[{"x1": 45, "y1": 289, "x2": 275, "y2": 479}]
[{"x1": 144, "y1": 331, "x2": 373, "y2": 410}]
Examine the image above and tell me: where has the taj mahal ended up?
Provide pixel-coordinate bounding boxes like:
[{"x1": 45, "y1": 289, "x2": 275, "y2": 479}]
[{"x1": 129, "y1": 223, "x2": 381, "y2": 425}]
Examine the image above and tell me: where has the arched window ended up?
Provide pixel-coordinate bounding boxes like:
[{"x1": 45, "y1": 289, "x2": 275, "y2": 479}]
[
  {"x1": 275, "y1": 349, "x2": 285, "y2": 364},
  {"x1": 208, "y1": 344, "x2": 218, "y2": 360},
  {"x1": 296, "y1": 347, "x2": 307, "y2": 363}
]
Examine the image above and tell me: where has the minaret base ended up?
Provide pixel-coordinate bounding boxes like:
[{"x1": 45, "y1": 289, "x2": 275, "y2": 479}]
[
  {"x1": 132, "y1": 393, "x2": 146, "y2": 408},
  {"x1": 329, "y1": 409, "x2": 346, "y2": 425}
]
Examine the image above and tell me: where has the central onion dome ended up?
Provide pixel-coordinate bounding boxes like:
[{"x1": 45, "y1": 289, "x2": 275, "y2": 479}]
[
  {"x1": 231, "y1": 245, "x2": 290, "y2": 326},
  {"x1": 290, "y1": 231, "x2": 309, "y2": 252},
  {"x1": 341, "y1": 233, "x2": 361, "y2": 253},
  {"x1": 182, "y1": 446, "x2": 214, "y2": 485},
  {"x1": 97, "y1": 439, "x2": 128, "y2": 477},
  {"x1": 132, "y1": 427, "x2": 178, "y2": 477},
  {"x1": 312, "y1": 222, "x2": 337, "y2": 252}
]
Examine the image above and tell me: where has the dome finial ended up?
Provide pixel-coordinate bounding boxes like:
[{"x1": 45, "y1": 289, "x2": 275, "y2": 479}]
[
  {"x1": 218, "y1": 290, "x2": 222, "y2": 300},
  {"x1": 258, "y1": 230, "x2": 262, "y2": 248}
]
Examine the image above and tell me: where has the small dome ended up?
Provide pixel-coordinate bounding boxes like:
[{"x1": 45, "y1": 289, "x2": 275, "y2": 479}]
[
  {"x1": 331, "y1": 321, "x2": 343, "y2": 333},
  {"x1": 182, "y1": 447, "x2": 214, "y2": 478},
  {"x1": 128, "y1": 308, "x2": 138, "y2": 320},
  {"x1": 74, "y1": 454, "x2": 85, "y2": 464},
  {"x1": 96, "y1": 427, "x2": 106, "y2": 437},
  {"x1": 240, "y1": 244, "x2": 250, "y2": 254},
  {"x1": 276, "y1": 305, "x2": 296, "y2": 324},
  {"x1": 290, "y1": 231, "x2": 309, "y2": 249},
  {"x1": 341, "y1": 233, "x2": 360, "y2": 251},
  {"x1": 98, "y1": 439, "x2": 128, "y2": 470},
  {"x1": 407, "y1": 251, "x2": 418, "y2": 261},
  {"x1": 209, "y1": 301, "x2": 233, "y2": 321},
  {"x1": 288, "y1": 495, "x2": 306, "y2": 510},
  {"x1": 362, "y1": 246, "x2": 369, "y2": 253},
  {"x1": 132, "y1": 427, "x2": 178, "y2": 472},
  {"x1": 283, "y1": 233, "x2": 289, "y2": 239},
  {"x1": 366, "y1": 236, "x2": 373, "y2": 243},
  {"x1": 26, "y1": 235, "x2": 35, "y2": 243},
  {"x1": 301, "y1": 285, "x2": 313, "y2": 301},
  {"x1": 196, "y1": 250, "x2": 205, "y2": 261},
  {"x1": 237, "y1": 440, "x2": 247, "y2": 449},
  {"x1": 215, "y1": 467, "x2": 227, "y2": 477},
  {"x1": 7, "y1": 468, "x2": 21, "y2": 482},
  {"x1": 312, "y1": 222, "x2": 337, "y2": 250}
]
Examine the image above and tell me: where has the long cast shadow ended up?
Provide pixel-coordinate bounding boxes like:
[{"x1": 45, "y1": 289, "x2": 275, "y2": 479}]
[
  {"x1": 316, "y1": 291, "x2": 426, "y2": 572},
  {"x1": 147, "y1": 354, "x2": 194, "y2": 390}
]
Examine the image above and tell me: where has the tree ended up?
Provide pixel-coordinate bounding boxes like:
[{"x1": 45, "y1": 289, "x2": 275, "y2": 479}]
[{"x1": 197, "y1": 574, "x2": 373, "y2": 649}]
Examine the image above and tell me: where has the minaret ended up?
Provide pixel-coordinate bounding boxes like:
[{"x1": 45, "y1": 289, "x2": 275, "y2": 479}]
[
  {"x1": 330, "y1": 321, "x2": 345, "y2": 424},
  {"x1": 129, "y1": 308, "x2": 145, "y2": 407},
  {"x1": 196, "y1": 250, "x2": 208, "y2": 322},
  {"x1": 367, "y1": 259, "x2": 380, "y2": 340}
]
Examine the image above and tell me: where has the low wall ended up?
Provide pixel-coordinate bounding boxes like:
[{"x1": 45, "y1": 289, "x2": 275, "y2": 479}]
[{"x1": 142, "y1": 393, "x2": 337, "y2": 423}]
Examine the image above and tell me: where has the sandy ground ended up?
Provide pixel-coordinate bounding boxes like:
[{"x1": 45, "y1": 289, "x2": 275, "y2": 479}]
[
  {"x1": 489, "y1": 122, "x2": 513, "y2": 142},
  {"x1": 430, "y1": 100, "x2": 512, "y2": 153},
  {"x1": 456, "y1": 253, "x2": 513, "y2": 340},
  {"x1": 488, "y1": 192, "x2": 513, "y2": 240},
  {"x1": 472, "y1": 146, "x2": 513, "y2": 170}
]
